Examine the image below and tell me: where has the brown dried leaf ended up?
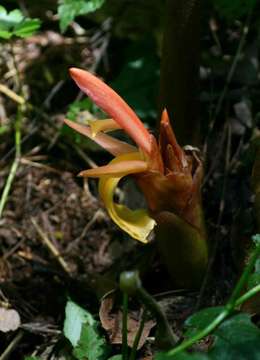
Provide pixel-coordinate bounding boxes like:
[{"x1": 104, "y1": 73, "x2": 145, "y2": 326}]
[
  {"x1": 0, "y1": 307, "x2": 21, "y2": 332},
  {"x1": 99, "y1": 294, "x2": 155, "y2": 349}
]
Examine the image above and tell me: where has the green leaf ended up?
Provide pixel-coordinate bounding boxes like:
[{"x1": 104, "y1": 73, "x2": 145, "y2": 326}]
[
  {"x1": 66, "y1": 98, "x2": 94, "y2": 122},
  {"x1": 63, "y1": 300, "x2": 95, "y2": 347},
  {"x1": 24, "y1": 357, "x2": 40, "y2": 360},
  {"x1": 73, "y1": 323, "x2": 109, "y2": 360},
  {"x1": 252, "y1": 234, "x2": 260, "y2": 246},
  {"x1": 212, "y1": 0, "x2": 256, "y2": 19},
  {"x1": 0, "y1": 5, "x2": 40, "y2": 39},
  {"x1": 14, "y1": 19, "x2": 41, "y2": 38},
  {"x1": 108, "y1": 356, "x2": 123, "y2": 360},
  {"x1": 0, "y1": 7, "x2": 23, "y2": 30},
  {"x1": 155, "y1": 352, "x2": 209, "y2": 359},
  {"x1": 209, "y1": 313, "x2": 260, "y2": 359},
  {"x1": 58, "y1": 0, "x2": 106, "y2": 32},
  {"x1": 184, "y1": 307, "x2": 224, "y2": 338},
  {"x1": 63, "y1": 300, "x2": 109, "y2": 360},
  {"x1": 0, "y1": 30, "x2": 11, "y2": 39}
]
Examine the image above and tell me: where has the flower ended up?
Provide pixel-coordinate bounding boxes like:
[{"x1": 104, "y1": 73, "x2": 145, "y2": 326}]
[{"x1": 65, "y1": 68, "x2": 204, "y2": 244}]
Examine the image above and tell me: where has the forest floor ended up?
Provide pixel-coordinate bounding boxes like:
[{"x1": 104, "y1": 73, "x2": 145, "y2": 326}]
[{"x1": 0, "y1": 3, "x2": 259, "y2": 359}]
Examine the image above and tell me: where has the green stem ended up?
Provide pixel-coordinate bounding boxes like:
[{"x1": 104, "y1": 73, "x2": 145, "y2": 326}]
[
  {"x1": 0, "y1": 43, "x2": 24, "y2": 219},
  {"x1": 0, "y1": 109, "x2": 22, "y2": 219},
  {"x1": 166, "y1": 237, "x2": 260, "y2": 356},
  {"x1": 120, "y1": 271, "x2": 179, "y2": 349},
  {"x1": 138, "y1": 286, "x2": 178, "y2": 347},
  {"x1": 129, "y1": 309, "x2": 147, "y2": 360},
  {"x1": 167, "y1": 310, "x2": 229, "y2": 356},
  {"x1": 122, "y1": 292, "x2": 129, "y2": 360},
  {"x1": 235, "y1": 284, "x2": 260, "y2": 307},
  {"x1": 228, "y1": 237, "x2": 260, "y2": 307}
]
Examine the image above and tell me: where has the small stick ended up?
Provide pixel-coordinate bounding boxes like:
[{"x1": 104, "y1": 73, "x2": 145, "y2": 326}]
[
  {"x1": 0, "y1": 84, "x2": 25, "y2": 105},
  {"x1": 30, "y1": 217, "x2": 71, "y2": 274},
  {"x1": 0, "y1": 330, "x2": 24, "y2": 360},
  {"x1": 66, "y1": 209, "x2": 105, "y2": 252},
  {"x1": 0, "y1": 155, "x2": 20, "y2": 219}
]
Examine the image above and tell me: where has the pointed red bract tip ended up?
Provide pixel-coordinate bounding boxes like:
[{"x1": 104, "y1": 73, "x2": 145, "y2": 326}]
[
  {"x1": 161, "y1": 108, "x2": 170, "y2": 124},
  {"x1": 69, "y1": 67, "x2": 152, "y2": 155}
]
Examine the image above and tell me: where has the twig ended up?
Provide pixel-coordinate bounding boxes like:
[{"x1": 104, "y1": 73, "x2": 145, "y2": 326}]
[
  {"x1": 0, "y1": 84, "x2": 25, "y2": 105},
  {"x1": 203, "y1": 11, "x2": 252, "y2": 157},
  {"x1": 0, "y1": 42, "x2": 25, "y2": 218},
  {"x1": 0, "y1": 330, "x2": 24, "y2": 360},
  {"x1": 0, "y1": 108, "x2": 22, "y2": 219},
  {"x1": 196, "y1": 124, "x2": 231, "y2": 310},
  {"x1": 30, "y1": 217, "x2": 71, "y2": 275},
  {"x1": 66, "y1": 209, "x2": 105, "y2": 252},
  {"x1": 3, "y1": 238, "x2": 25, "y2": 260}
]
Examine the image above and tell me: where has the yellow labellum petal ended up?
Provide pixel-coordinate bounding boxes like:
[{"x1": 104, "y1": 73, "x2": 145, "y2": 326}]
[
  {"x1": 89, "y1": 119, "x2": 121, "y2": 136},
  {"x1": 98, "y1": 152, "x2": 156, "y2": 243}
]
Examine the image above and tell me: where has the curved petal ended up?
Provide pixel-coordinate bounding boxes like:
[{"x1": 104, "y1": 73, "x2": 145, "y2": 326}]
[
  {"x1": 98, "y1": 152, "x2": 156, "y2": 243},
  {"x1": 89, "y1": 119, "x2": 121, "y2": 136},
  {"x1": 79, "y1": 159, "x2": 147, "y2": 177},
  {"x1": 64, "y1": 119, "x2": 137, "y2": 156},
  {"x1": 69, "y1": 68, "x2": 152, "y2": 155}
]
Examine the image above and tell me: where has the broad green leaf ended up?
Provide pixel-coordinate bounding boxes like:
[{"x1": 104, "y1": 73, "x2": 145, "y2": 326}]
[
  {"x1": 155, "y1": 352, "x2": 209, "y2": 359},
  {"x1": 0, "y1": 5, "x2": 40, "y2": 39},
  {"x1": 24, "y1": 357, "x2": 40, "y2": 360},
  {"x1": 0, "y1": 30, "x2": 11, "y2": 39},
  {"x1": 184, "y1": 307, "x2": 224, "y2": 338},
  {"x1": 14, "y1": 19, "x2": 41, "y2": 38},
  {"x1": 58, "y1": 0, "x2": 106, "y2": 32},
  {"x1": 73, "y1": 323, "x2": 109, "y2": 360},
  {"x1": 209, "y1": 313, "x2": 260, "y2": 359},
  {"x1": 63, "y1": 300, "x2": 109, "y2": 360},
  {"x1": 156, "y1": 313, "x2": 260, "y2": 360},
  {"x1": 63, "y1": 300, "x2": 95, "y2": 347},
  {"x1": 0, "y1": 7, "x2": 23, "y2": 30},
  {"x1": 108, "y1": 356, "x2": 123, "y2": 360}
]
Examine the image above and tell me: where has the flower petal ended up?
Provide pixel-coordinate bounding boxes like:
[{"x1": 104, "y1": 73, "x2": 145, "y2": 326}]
[
  {"x1": 64, "y1": 118, "x2": 137, "y2": 156},
  {"x1": 89, "y1": 119, "x2": 121, "y2": 136},
  {"x1": 98, "y1": 152, "x2": 156, "y2": 243},
  {"x1": 79, "y1": 159, "x2": 147, "y2": 177},
  {"x1": 69, "y1": 68, "x2": 152, "y2": 154}
]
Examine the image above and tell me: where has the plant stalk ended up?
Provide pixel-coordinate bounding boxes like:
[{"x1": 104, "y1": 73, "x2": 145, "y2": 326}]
[
  {"x1": 166, "y1": 236, "x2": 260, "y2": 356},
  {"x1": 122, "y1": 292, "x2": 129, "y2": 360},
  {"x1": 159, "y1": 0, "x2": 200, "y2": 146}
]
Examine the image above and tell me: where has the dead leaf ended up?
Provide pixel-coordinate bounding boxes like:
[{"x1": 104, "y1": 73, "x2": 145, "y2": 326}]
[
  {"x1": 0, "y1": 307, "x2": 21, "y2": 332},
  {"x1": 99, "y1": 293, "x2": 155, "y2": 349}
]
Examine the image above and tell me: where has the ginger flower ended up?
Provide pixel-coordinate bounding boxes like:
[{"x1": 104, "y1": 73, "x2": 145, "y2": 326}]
[{"x1": 65, "y1": 68, "x2": 205, "y2": 245}]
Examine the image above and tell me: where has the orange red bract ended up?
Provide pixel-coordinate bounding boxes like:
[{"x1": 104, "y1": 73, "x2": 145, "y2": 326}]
[{"x1": 65, "y1": 68, "x2": 204, "y2": 243}]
